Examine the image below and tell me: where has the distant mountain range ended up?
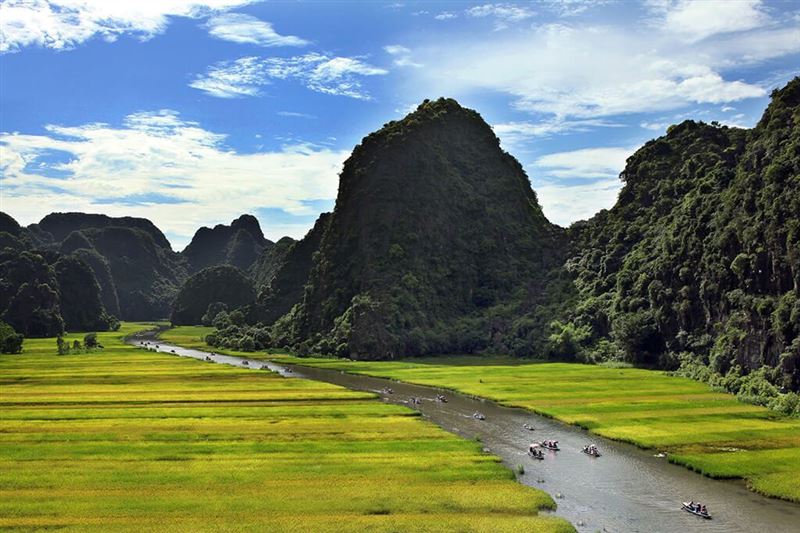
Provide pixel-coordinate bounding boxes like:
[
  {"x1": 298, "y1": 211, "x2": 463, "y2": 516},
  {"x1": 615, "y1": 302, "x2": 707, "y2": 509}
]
[{"x1": 1, "y1": 77, "x2": 797, "y2": 392}]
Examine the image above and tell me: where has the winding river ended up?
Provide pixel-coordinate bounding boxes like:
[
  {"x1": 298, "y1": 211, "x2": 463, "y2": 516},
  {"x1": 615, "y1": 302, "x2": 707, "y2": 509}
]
[{"x1": 129, "y1": 332, "x2": 800, "y2": 533}]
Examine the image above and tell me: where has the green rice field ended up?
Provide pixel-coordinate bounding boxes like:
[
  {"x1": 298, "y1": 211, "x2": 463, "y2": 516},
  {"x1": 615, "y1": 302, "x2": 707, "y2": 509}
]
[
  {"x1": 161, "y1": 327, "x2": 800, "y2": 503},
  {"x1": 0, "y1": 324, "x2": 571, "y2": 532}
]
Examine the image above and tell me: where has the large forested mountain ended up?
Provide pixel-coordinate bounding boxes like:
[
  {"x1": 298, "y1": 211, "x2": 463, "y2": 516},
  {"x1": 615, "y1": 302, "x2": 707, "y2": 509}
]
[
  {"x1": 0, "y1": 224, "x2": 117, "y2": 336},
  {"x1": 274, "y1": 98, "x2": 566, "y2": 358},
  {"x1": 182, "y1": 214, "x2": 271, "y2": 274},
  {"x1": 3, "y1": 212, "x2": 188, "y2": 321},
  {"x1": 565, "y1": 77, "x2": 800, "y2": 390},
  {"x1": 34, "y1": 212, "x2": 171, "y2": 248}
]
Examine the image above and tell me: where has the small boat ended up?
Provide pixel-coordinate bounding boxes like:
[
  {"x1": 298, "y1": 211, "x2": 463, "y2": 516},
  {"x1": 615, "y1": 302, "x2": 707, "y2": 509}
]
[
  {"x1": 528, "y1": 446, "x2": 545, "y2": 460},
  {"x1": 170, "y1": 349, "x2": 176, "y2": 353},
  {"x1": 205, "y1": 356, "x2": 212, "y2": 361},
  {"x1": 409, "y1": 397, "x2": 421, "y2": 405},
  {"x1": 242, "y1": 361, "x2": 249, "y2": 366},
  {"x1": 540, "y1": 440, "x2": 559, "y2": 450},
  {"x1": 523, "y1": 423, "x2": 535, "y2": 431},
  {"x1": 383, "y1": 388, "x2": 394, "y2": 395},
  {"x1": 260, "y1": 364, "x2": 269, "y2": 370},
  {"x1": 582, "y1": 444, "x2": 601, "y2": 457},
  {"x1": 682, "y1": 502, "x2": 711, "y2": 519},
  {"x1": 436, "y1": 394, "x2": 448, "y2": 403},
  {"x1": 473, "y1": 412, "x2": 486, "y2": 420}
]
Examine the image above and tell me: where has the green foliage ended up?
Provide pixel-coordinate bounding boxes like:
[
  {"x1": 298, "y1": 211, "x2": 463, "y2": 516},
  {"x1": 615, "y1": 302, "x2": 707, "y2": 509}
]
[
  {"x1": 0, "y1": 320, "x2": 23, "y2": 354},
  {"x1": 566, "y1": 77, "x2": 800, "y2": 390},
  {"x1": 0, "y1": 249, "x2": 64, "y2": 337},
  {"x1": 546, "y1": 320, "x2": 590, "y2": 361},
  {"x1": 83, "y1": 332, "x2": 99, "y2": 348},
  {"x1": 54, "y1": 255, "x2": 114, "y2": 332},
  {"x1": 170, "y1": 265, "x2": 255, "y2": 326},
  {"x1": 201, "y1": 302, "x2": 228, "y2": 326}
]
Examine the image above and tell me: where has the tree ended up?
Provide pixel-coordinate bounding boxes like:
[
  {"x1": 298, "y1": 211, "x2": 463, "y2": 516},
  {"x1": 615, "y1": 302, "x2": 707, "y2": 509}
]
[
  {"x1": 0, "y1": 321, "x2": 23, "y2": 354},
  {"x1": 83, "y1": 332, "x2": 98, "y2": 349}
]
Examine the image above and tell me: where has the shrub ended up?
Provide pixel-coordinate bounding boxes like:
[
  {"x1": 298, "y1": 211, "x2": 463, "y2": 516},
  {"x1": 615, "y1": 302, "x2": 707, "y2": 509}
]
[
  {"x1": 0, "y1": 321, "x2": 23, "y2": 354},
  {"x1": 84, "y1": 332, "x2": 98, "y2": 349}
]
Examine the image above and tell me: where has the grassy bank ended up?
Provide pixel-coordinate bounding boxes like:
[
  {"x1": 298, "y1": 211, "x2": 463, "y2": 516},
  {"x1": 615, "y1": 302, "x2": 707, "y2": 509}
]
[
  {"x1": 161, "y1": 326, "x2": 800, "y2": 503},
  {"x1": 0, "y1": 324, "x2": 571, "y2": 532}
]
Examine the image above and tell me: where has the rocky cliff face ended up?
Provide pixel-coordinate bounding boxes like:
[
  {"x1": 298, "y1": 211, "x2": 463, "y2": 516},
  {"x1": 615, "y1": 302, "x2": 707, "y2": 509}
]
[
  {"x1": 29, "y1": 213, "x2": 187, "y2": 321},
  {"x1": 181, "y1": 214, "x2": 271, "y2": 273},
  {"x1": 281, "y1": 98, "x2": 565, "y2": 358},
  {"x1": 248, "y1": 213, "x2": 331, "y2": 327}
]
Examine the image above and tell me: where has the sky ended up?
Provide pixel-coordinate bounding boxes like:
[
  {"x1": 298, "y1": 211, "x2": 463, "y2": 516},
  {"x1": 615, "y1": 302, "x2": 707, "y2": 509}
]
[{"x1": 1, "y1": 0, "x2": 798, "y2": 250}]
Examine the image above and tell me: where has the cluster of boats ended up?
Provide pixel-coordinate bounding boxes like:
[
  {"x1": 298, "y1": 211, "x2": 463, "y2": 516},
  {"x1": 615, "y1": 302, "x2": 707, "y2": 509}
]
[
  {"x1": 138, "y1": 341, "x2": 160, "y2": 351},
  {"x1": 527, "y1": 440, "x2": 603, "y2": 457}
]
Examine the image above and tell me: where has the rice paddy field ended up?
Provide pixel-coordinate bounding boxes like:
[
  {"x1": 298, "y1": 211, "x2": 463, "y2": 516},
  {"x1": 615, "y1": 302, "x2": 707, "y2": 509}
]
[
  {"x1": 160, "y1": 327, "x2": 800, "y2": 503},
  {"x1": 0, "y1": 323, "x2": 571, "y2": 532}
]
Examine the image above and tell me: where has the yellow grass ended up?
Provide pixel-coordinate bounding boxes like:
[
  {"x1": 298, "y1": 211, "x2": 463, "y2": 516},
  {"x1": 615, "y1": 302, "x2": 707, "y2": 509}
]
[{"x1": 0, "y1": 324, "x2": 571, "y2": 532}]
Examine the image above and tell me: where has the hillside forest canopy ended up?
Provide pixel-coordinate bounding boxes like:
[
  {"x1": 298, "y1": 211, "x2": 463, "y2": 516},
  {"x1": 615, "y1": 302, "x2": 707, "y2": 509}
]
[{"x1": 1, "y1": 77, "x2": 798, "y2": 410}]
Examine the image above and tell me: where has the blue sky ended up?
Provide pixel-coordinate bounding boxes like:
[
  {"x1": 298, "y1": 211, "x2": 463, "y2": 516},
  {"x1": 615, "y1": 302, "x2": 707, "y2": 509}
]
[{"x1": 1, "y1": 0, "x2": 798, "y2": 249}]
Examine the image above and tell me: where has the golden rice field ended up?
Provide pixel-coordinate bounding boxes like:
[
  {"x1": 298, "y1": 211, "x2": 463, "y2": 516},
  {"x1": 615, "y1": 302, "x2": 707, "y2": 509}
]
[
  {"x1": 0, "y1": 324, "x2": 571, "y2": 532},
  {"x1": 161, "y1": 327, "x2": 800, "y2": 503}
]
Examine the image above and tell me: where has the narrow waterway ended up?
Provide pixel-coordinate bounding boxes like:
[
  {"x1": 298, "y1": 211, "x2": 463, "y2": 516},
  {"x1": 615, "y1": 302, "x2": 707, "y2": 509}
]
[{"x1": 129, "y1": 332, "x2": 800, "y2": 533}]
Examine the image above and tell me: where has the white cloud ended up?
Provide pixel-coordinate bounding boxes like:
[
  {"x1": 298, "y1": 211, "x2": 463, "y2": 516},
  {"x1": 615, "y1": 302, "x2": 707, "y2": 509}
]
[
  {"x1": 542, "y1": 0, "x2": 611, "y2": 17},
  {"x1": 384, "y1": 44, "x2": 410, "y2": 55},
  {"x1": 189, "y1": 56, "x2": 268, "y2": 98},
  {"x1": 640, "y1": 121, "x2": 669, "y2": 131},
  {"x1": 384, "y1": 44, "x2": 422, "y2": 67},
  {"x1": 277, "y1": 111, "x2": 316, "y2": 119},
  {"x1": 0, "y1": 110, "x2": 348, "y2": 247},
  {"x1": 408, "y1": 22, "x2": 774, "y2": 121},
  {"x1": 466, "y1": 3, "x2": 535, "y2": 30},
  {"x1": 652, "y1": 0, "x2": 770, "y2": 43},
  {"x1": 533, "y1": 147, "x2": 634, "y2": 179},
  {"x1": 191, "y1": 53, "x2": 388, "y2": 99},
  {"x1": 536, "y1": 177, "x2": 623, "y2": 226},
  {"x1": 260, "y1": 53, "x2": 388, "y2": 99},
  {"x1": 434, "y1": 12, "x2": 457, "y2": 20},
  {"x1": 531, "y1": 146, "x2": 635, "y2": 225},
  {"x1": 205, "y1": 13, "x2": 308, "y2": 47},
  {"x1": 0, "y1": 0, "x2": 256, "y2": 53},
  {"x1": 493, "y1": 118, "x2": 621, "y2": 151}
]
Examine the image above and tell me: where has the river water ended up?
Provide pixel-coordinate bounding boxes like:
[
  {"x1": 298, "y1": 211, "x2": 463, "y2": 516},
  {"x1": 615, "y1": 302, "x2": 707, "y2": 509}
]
[{"x1": 129, "y1": 333, "x2": 800, "y2": 533}]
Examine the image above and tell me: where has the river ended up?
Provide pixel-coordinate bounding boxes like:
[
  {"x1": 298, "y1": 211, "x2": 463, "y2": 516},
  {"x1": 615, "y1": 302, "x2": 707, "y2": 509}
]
[{"x1": 129, "y1": 332, "x2": 800, "y2": 533}]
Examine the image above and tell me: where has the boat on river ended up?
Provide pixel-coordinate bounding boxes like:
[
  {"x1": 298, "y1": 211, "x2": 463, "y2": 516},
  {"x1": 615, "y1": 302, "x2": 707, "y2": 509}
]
[
  {"x1": 682, "y1": 502, "x2": 711, "y2": 519},
  {"x1": 582, "y1": 444, "x2": 601, "y2": 457},
  {"x1": 540, "y1": 440, "x2": 559, "y2": 450}
]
